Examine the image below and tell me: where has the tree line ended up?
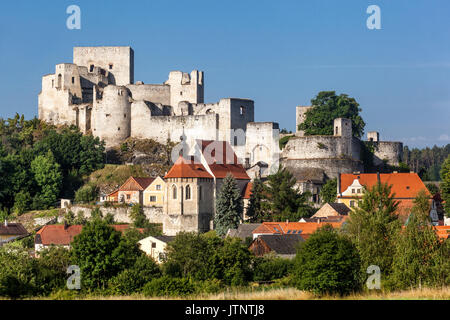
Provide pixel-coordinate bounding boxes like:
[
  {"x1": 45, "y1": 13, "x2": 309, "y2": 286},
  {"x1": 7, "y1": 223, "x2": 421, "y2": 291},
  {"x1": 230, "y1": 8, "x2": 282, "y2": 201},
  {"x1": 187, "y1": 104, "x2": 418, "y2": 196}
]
[{"x1": 0, "y1": 114, "x2": 105, "y2": 217}]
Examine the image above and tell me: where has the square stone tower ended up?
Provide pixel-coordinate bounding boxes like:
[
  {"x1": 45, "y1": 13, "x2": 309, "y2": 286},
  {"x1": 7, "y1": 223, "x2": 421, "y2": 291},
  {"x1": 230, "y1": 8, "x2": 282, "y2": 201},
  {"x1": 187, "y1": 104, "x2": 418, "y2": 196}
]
[
  {"x1": 296, "y1": 106, "x2": 313, "y2": 136},
  {"x1": 333, "y1": 118, "x2": 352, "y2": 138},
  {"x1": 73, "y1": 46, "x2": 134, "y2": 86},
  {"x1": 367, "y1": 131, "x2": 380, "y2": 142}
]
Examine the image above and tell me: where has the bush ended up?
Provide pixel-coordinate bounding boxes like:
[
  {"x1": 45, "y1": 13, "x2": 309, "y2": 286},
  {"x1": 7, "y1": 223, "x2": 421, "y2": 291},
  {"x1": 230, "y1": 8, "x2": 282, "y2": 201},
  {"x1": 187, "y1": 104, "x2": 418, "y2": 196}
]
[
  {"x1": 253, "y1": 256, "x2": 293, "y2": 282},
  {"x1": 293, "y1": 225, "x2": 361, "y2": 296},
  {"x1": 142, "y1": 276, "x2": 196, "y2": 297},
  {"x1": 108, "y1": 254, "x2": 161, "y2": 295},
  {"x1": 75, "y1": 184, "x2": 98, "y2": 204}
]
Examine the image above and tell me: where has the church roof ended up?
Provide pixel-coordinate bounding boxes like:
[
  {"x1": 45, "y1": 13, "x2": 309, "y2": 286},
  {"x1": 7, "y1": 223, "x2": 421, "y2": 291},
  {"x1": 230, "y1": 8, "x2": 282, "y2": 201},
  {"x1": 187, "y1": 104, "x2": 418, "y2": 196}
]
[{"x1": 164, "y1": 156, "x2": 213, "y2": 179}]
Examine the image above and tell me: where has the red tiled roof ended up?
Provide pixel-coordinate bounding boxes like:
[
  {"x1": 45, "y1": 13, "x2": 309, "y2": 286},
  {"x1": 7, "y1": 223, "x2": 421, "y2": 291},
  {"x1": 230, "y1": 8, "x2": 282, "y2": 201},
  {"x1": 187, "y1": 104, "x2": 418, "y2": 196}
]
[
  {"x1": 242, "y1": 182, "x2": 253, "y2": 199},
  {"x1": 252, "y1": 221, "x2": 345, "y2": 236},
  {"x1": 0, "y1": 223, "x2": 29, "y2": 236},
  {"x1": 35, "y1": 224, "x2": 142, "y2": 246},
  {"x1": 198, "y1": 140, "x2": 250, "y2": 180},
  {"x1": 119, "y1": 177, "x2": 155, "y2": 191},
  {"x1": 340, "y1": 173, "x2": 430, "y2": 199},
  {"x1": 164, "y1": 156, "x2": 213, "y2": 179},
  {"x1": 434, "y1": 226, "x2": 450, "y2": 240}
]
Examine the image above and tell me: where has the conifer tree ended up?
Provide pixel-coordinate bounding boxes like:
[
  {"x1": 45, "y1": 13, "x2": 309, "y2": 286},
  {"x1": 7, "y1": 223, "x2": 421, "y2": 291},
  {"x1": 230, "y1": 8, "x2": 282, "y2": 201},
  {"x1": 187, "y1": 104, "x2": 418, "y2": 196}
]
[
  {"x1": 214, "y1": 174, "x2": 243, "y2": 236},
  {"x1": 245, "y1": 178, "x2": 267, "y2": 223}
]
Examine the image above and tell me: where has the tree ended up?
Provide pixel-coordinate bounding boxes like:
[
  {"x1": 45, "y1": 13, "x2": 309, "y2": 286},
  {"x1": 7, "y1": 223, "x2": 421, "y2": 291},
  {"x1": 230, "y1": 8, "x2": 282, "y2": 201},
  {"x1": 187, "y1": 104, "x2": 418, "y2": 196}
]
[
  {"x1": 35, "y1": 247, "x2": 72, "y2": 295},
  {"x1": 293, "y1": 225, "x2": 361, "y2": 296},
  {"x1": 263, "y1": 166, "x2": 314, "y2": 221},
  {"x1": 320, "y1": 178, "x2": 337, "y2": 203},
  {"x1": 30, "y1": 151, "x2": 62, "y2": 209},
  {"x1": 74, "y1": 184, "x2": 98, "y2": 203},
  {"x1": 440, "y1": 155, "x2": 450, "y2": 216},
  {"x1": 245, "y1": 178, "x2": 268, "y2": 223},
  {"x1": 214, "y1": 174, "x2": 243, "y2": 236},
  {"x1": 71, "y1": 219, "x2": 140, "y2": 289},
  {"x1": 425, "y1": 183, "x2": 439, "y2": 196},
  {"x1": 298, "y1": 91, "x2": 365, "y2": 138},
  {"x1": 389, "y1": 190, "x2": 445, "y2": 289},
  {"x1": 344, "y1": 182, "x2": 401, "y2": 282},
  {"x1": 108, "y1": 254, "x2": 161, "y2": 295}
]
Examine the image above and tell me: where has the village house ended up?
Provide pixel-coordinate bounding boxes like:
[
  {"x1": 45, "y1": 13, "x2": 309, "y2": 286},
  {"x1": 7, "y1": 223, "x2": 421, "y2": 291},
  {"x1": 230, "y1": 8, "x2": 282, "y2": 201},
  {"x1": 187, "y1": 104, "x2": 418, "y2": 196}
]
[
  {"x1": 336, "y1": 172, "x2": 435, "y2": 223},
  {"x1": 117, "y1": 176, "x2": 155, "y2": 205},
  {"x1": 226, "y1": 223, "x2": 262, "y2": 241},
  {"x1": 0, "y1": 221, "x2": 29, "y2": 246},
  {"x1": 143, "y1": 176, "x2": 166, "y2": 207},
  {"x1": 138, "y1": 235, "x2": 175, "y2": 263},
  {"x1": 34, "y1": 224, "x2": 142, "y2": 256},
  {"x1": 249, "y1": 234, "x2": 304, "y2": 259},
  {"x1": 312, "y1": 202, "x2": 351, "y2": 219},
  {"x1": 252, "y1": 221, "x2": 345, "y2": 240}
]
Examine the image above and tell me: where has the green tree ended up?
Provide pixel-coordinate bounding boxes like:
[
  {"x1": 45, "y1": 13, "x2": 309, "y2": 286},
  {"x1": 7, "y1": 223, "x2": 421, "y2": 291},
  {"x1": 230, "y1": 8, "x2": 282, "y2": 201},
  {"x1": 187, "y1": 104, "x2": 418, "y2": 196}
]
[
  {"x1": 74, "y1": 184, "x2": 98, "y2": 204},
  {"x1": 440, "y1": 155, "x2": 450, "y2": 216},
  {"x1": 344, "y1": 182, "x2": 400, "y2": 282},
  {"x1": 214, "y1": 174, "x2": 243, "y2": 236},
  {"x1": 298, "y1": 91, "x2": 365, "y2": 138},
  {"x1": 35, "y1": 247, "x2": 72, "y2": 295},
  {"x1": 320, "y1": 178, "x2": 337, "y2": 203},
  {"x1": 425, "y1": 183, "x2": 439, "y2": 196},
  {"x1": 71, "y1": 219, "x2": 140, "y2": 290},
  {"x1": 245, "y1": 178, "x2": 268, "y2": 222},
  {"x1": 30, "y1": 151, "x2": 62, "y2": 209},
  {"x1": 293, "y1": 225, "x2": 361, "y2": 296},
  {"x1": 108, "y1": 254, "x2": 161, "y2": 295},
  {"x1": 389, "y1": 190, "x2": 445, "y2": 289},
  {"x1": 263, "y1": 166, "x2": 314, "y2": 221}
]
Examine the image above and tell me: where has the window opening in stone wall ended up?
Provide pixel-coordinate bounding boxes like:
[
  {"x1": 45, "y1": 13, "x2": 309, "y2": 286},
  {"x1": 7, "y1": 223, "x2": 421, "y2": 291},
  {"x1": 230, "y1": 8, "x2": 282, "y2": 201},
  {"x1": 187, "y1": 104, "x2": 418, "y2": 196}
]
[
  {"x1": 172, "y1": 185, "x2": 177, "y2": 199},
  {"x1": 185, "y1": 185, "x2": 191, "y2": 200},
  {"x1": 109, "y1": 64, "x2": 113, "y2": 70},
  {"x1": 90, "y1": 65, "x2": 94, "y2": 72},
  {"x1": 72, "y1": 77, "x2": 75, "y2": 84}
]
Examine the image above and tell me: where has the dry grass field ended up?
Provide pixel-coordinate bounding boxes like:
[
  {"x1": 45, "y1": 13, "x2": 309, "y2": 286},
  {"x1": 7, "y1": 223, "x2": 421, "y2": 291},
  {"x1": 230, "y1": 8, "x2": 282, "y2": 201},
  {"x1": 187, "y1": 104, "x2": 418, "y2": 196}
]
[{"x1": 33, "y1": 286, "x2": 450, "y2": 300}]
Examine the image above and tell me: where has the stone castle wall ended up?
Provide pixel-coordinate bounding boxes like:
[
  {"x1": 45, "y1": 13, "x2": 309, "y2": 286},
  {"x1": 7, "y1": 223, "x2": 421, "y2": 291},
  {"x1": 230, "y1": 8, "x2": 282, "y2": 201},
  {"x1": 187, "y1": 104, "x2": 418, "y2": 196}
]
[{"x1": 373, "y1": 141, "x2": 403, "y2": 166}]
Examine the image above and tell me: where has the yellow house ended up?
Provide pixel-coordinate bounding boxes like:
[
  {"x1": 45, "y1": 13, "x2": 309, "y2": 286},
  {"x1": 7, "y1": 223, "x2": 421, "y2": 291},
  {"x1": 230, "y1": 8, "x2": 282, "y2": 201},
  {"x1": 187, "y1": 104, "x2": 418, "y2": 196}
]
[{"x1": 143, "y1": 176, "x2": 166, "y2": 207}]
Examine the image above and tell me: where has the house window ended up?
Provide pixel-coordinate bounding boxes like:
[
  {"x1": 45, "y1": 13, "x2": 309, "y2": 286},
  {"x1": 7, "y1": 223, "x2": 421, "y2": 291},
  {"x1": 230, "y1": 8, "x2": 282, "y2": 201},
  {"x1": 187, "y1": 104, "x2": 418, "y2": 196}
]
[
  {"x1": 126, "y1": 194, "x2": 131, "y2": 200},
  {"x1": 351, "y1": 189, "x2": 355, "y2": 194},
  {"x1": 357, "y1": 188, "x2": 361, "y2": 193},
  {"x1": 52, "y1": 80, "x2": 54, "y2": 87},
  {"x1": 185, "y1": 185, "x2": 191, "y2": 200},
  {"x1": 156, "y1": 185, "x2": 161, "y2": 191},
  {"x1": 172, "y1": 185, "x2": 177, "y2": 199},
  {"x1": 151, "y1": 242, "x2": 156, "y2": 248},
  {"x1": 150, "y1": 196, "x2": 157, "y2": 202}
]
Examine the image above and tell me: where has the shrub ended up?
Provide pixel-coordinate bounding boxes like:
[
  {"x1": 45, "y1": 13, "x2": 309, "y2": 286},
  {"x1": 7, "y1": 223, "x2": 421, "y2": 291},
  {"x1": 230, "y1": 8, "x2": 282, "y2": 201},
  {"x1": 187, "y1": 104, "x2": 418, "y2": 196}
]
[
  {"x1": 293, "y1": 225, "x2": 361, "y2": 296},
  {"x1": 108, "y1": 254, "x2": 161, "y2": 295},
  {"x1": 253, "y1": 256, "x2": 293, "y2": 282},
  {"x1": 142, "y1": 276, "x2": 196, "y2": 297},
  {"x1": 75, "y1": 184, "x2": 98, "y2": 204}
]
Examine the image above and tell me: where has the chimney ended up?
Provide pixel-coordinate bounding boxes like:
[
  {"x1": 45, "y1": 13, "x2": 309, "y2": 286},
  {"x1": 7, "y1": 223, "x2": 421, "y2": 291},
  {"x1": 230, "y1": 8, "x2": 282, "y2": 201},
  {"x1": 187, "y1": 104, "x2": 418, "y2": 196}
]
[{"x1": 337, "y1": 173, "x2": 341, "y2": 196}]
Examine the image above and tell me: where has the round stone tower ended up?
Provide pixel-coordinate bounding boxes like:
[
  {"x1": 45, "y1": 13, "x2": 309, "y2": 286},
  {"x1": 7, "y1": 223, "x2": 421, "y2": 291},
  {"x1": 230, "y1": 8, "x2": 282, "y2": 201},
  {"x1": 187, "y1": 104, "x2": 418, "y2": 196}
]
[{"x1": 91, "y1": 85, "x2": 131, "y2": 148}]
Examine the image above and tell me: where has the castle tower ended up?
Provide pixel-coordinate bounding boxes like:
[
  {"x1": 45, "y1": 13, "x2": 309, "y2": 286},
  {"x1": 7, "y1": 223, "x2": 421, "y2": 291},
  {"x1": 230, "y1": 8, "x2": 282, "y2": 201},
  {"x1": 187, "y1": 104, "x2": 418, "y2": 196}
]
[
  {"x1": 165, "y1": 70, "x2": 204, "y2": 112},
  {"x1": 333, "y1": 118, "x2": 352, "y2": 138},
  {"x1": 73, "y1": 46, "x2": 134, "y2": 86},
  {"x1": 367, "y1": 131, "x2": 380, "y2": 142},
  {"x1": 296, "y1": 106, "x2": 313, "y2": 136},
  {"x1": 91, "y1": 85, "x2": 131, "y2": 148}
]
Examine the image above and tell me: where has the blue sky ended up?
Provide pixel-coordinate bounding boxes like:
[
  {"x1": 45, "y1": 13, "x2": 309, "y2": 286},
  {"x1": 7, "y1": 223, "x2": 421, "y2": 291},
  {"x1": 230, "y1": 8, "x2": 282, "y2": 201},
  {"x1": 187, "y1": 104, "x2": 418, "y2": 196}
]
[{"x1": 0, "y1": 0, "x2": 449, "y2": 148}]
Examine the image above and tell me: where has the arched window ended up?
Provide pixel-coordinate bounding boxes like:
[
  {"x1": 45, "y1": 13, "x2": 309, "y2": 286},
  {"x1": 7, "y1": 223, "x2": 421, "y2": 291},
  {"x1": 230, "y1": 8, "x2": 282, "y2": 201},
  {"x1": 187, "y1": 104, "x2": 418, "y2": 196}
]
[
  {"x1": 57, "y1": 74, "x2": 62, "y2": 88},
  {"x1": 185, "y1": 185, "x2": 191, "y2": 200},
  {"x1": 172, "y1": 185, "x2": 177, "y2": 199}
]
